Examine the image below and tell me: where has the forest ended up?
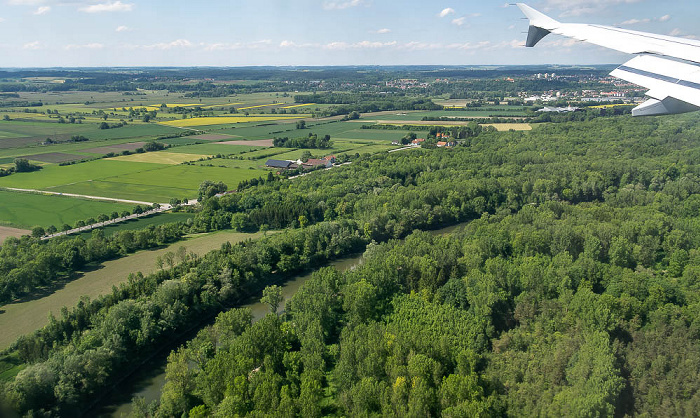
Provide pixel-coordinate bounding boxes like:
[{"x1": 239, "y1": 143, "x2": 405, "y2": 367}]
[{"x1": 2, "y1": 114, "x2": 700, "y2": 416}]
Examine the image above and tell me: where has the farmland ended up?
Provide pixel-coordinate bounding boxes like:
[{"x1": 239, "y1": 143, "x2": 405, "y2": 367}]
[
  {"x1": 0, "y1": 190, "x2": 132, "y2": 229},
  {"x1": 0, "y1": 226, "x2": 30, "y2": 243},
  {"x1": 0, "y1": 81, "x2": 540, "y2": 229}
]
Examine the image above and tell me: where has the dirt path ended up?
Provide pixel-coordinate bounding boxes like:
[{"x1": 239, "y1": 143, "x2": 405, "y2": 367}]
[{"x1": 4, "y1": 187, "x2": 159, "y2": 206}]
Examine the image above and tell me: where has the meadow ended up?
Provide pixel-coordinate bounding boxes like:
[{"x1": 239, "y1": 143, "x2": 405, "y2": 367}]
[{"x1": 0, "y1": 190, "x2": 132, "y2": 228}]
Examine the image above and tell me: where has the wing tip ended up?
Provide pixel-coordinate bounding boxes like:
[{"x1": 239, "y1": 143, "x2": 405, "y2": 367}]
[{"x1": 516, "y1": 3, "x2": 559, "y2": 31}]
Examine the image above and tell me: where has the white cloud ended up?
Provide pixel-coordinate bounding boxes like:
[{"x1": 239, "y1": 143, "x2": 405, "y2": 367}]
[
  {"x1": 619, "y1": 14, "x2": 672, "y2": 26},
  {"x1": 374, "y1": 28, "x2": 391, "y2": 34},
  {"x1": 669, "y1": 28, "x2": 682, "y2": 36},
  {"x1": 65, "y1": 43, "x2": 104, "y2": 50},
  {"x1": 0, "y1": 18, "x2": 5, "y2": 23},
  {"x1": 79, "y1": 1, "x2": 133, "y2": 13},
  {"x1": 146, "y1": 39, "x2": 193, "y2": 50},
  {"x1": 620, "y1": 18, "x2": 650, "y2": 25},
  {"x1": 274, "y1": 39, "x2": 519, "y2": 53},
  {"x1": 451, "y1": 17, "x2": 465, "y2": 26},
  {"x1": 116, "y1": 25, "x2": 130, "y2": 32},
  {"x1": 23, "y1": 40, "x2": 41, "y2": 50},
  {"x1": 203, "y1": 40, "x2": 272, "y2": 51},
  {"x1": 438, "y1": 7, "x2": 455, "y2": 18},
  {"x1": 323, "y1": 0, "x2": 364, "y2": 11},
  {"x1": 322, "y1": 40, "x2": 398, "y2": 50},
  {"x1": 33, "y1": 6, "x2": 50, "y2": 15}
]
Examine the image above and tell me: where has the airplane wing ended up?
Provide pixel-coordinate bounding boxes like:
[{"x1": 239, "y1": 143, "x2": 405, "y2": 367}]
[{"x1": 517, "y1": 3, "x2": 700, "y2": 116}]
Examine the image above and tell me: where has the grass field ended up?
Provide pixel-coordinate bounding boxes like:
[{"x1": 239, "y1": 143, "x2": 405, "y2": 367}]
[
  {"x1": 48, "y1": 164, "x2": 266, "y2": 202},
  {"x1": 108, "y1": 164, "x2": 265, "y2": 190},
  {"x1": 0, "y1": 190, "x2": 132, "y2": 228},
  {"x1": 0, "y1": 160, "x2": 167, "y2": 190},
  {"x1": 51, "y1": 181, "x2": 194, "y2": 203},
  {"x1": 0, "y1": 230, "x2": 267, "y2": 350},
  {"x1": 109, "y1": 152, "x2": 207, "y2": 165}
]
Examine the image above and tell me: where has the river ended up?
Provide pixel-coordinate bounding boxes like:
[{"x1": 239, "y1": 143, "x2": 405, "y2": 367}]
[
  {"x1": 94, "y1": 255, "x2": 365, "y2": 417},
  {"x1": 94, "y1": 223, "x2": 464, "y2": 417}
]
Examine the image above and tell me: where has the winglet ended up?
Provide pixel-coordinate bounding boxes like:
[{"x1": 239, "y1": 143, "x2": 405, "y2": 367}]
[{"x1": 516, "y1": 3, "x2": 560, "y2": 47}]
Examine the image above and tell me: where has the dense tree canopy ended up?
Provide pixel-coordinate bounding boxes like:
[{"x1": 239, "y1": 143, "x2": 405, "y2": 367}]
[{"x1": 3, "y1": 114, "x2": 700, "y2": 416}]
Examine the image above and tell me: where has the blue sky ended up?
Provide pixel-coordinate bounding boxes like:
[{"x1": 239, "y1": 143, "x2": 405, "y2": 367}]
[{"x1": 0, "y1": 0, "x2": 696, "y2": 67}]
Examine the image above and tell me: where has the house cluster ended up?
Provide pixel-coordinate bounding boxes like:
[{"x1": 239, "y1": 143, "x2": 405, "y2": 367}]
[
  {"x1": 537, "y1": 106, "x2": 580, "y2": 113},
  {"x1": 265, "y1": 155, "x2": 335, "y2": 171},
  {"x1": 437, "y1": 141, "x2": 456, "y2": 148}
]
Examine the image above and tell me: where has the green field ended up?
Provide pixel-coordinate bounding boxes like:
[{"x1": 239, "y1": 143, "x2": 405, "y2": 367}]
[
  {"x1": 50, "y1": 180, "x2": 194, "y2": 203},
  {"x1": 0, "y1": 190, "x2": 132, "y2": 228},
  {"x1": 48, "y1": 164, "x2": 266, "y2": 202},
  {"x1": 0, "y1": 160, "x2": 167, "y2": 189}
]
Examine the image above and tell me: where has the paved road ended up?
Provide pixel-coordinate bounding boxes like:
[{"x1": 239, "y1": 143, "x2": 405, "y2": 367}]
[
  {"x1": 388, "y1": 145, "x2": 419, "y2": 153},
  {"x1": 42, "y1": 206, "x2": 171, "y2": 240}
]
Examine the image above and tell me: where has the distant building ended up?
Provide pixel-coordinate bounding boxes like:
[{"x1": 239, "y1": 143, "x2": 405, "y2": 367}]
[
  {"x1": 436, "y1": 141, "x2": 457, "y2": 148},
  {"x1": 303, "y1": 158, "x2": 332, "y2": 169},
  {"x1": 537, "y1": 106, "x2": 580, "y2": 113},
  {"x1": 265, "y1": 159, "x2": 294, "y2": 169}
]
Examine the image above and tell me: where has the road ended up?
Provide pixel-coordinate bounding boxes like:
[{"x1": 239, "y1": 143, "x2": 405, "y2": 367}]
[{"x1": 42, "y1": 205, "x2": 173, "y2": 240}]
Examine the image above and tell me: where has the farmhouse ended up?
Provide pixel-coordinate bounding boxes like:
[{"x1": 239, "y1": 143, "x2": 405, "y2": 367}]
[
  {"x1": 265, "y1": 159, "x2": 295, "y2": 169},
  {"x1": 303, "y1": 158, "x2": 332, "y2": 169},
  {"x1": 437, "y1": 141, "x2": 457, "y2": 148}
]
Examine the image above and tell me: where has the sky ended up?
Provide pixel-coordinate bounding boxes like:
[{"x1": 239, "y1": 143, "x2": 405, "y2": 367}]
[{"x1": 0, "y1": 0, "x2": 697, "y2": 67}]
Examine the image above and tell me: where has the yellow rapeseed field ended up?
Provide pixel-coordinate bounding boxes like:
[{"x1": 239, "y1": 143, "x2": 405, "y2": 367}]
[
  {"x1": 481, "y1": 123, "x2": 532, "y2": 131},
  {"x1": 160, "y1": 115, "x2": 304, "y2": 127},
  {"x1": 281, "y1": 103, "x2": 316, "y2": 109}
]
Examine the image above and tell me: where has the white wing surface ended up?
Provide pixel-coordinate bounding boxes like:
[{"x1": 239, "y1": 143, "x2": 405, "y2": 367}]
[{"x1": 517, "y1": 3, "x2": 700, "y2": 116}]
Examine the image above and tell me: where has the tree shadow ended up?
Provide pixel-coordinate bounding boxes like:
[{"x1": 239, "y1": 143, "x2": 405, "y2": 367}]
[{"x1": 0, "y1": 264, "x2": 109, "y2": 310}]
